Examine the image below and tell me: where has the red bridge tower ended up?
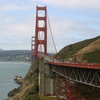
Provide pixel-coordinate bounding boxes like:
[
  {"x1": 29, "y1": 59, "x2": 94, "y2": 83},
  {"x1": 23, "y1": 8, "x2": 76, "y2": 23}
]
[{"x1": 31, "y1": 6, "x2": 47, "y2": 61}]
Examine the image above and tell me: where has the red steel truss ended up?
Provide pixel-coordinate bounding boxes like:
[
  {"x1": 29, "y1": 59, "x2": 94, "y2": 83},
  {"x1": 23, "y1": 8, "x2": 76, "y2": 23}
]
[
  {"x1": 53, "y1": 66, "x2": 100, "y2": 100},
  {"x1": 55, "y1": 73, "x2": 82, "y2": 100},
  {"x1": 31, "y1": 6, "x2": 47, "y2": 61},
  {"x1": 52, "y1": 64, "x2": 100, "y2": 100}
]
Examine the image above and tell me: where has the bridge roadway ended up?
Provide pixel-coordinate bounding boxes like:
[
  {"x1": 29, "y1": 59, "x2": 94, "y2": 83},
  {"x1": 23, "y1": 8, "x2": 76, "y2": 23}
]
[{"x1": 39, "y1": 53, "x2": 100, "y2": 88}]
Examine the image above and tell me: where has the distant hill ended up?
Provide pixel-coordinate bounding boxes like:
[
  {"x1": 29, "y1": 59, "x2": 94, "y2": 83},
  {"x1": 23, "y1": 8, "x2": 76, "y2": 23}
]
[
  {"x1": 0, "y1": 48, "x2": 3, "y2": 51},
  {"x1": 0, "y1": 50, "x2": 31, "y2": 61},
  {"x1": 57, "y1": 36, "x2": 100, "y2": 63}
]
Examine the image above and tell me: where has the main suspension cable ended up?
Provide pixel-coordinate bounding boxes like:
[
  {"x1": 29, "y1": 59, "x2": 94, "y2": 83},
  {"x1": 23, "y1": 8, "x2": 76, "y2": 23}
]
[{"x1": 47, "y1": 12, "x2": 59, "y2": 59}]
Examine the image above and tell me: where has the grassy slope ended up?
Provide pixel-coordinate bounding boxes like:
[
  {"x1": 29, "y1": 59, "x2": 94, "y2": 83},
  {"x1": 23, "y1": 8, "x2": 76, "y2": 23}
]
[
  {"x1": 58, "y1": 36, "x2": 100, "y2": 63},
  {"x1": 77, "y1": 39, "x2": 100, "y2": 63}
]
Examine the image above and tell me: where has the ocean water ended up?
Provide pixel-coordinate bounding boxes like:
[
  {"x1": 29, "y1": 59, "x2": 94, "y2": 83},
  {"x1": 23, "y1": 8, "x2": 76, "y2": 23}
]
[{"x1": 0, "y1": 62, "x2": 31, "y2": 100}]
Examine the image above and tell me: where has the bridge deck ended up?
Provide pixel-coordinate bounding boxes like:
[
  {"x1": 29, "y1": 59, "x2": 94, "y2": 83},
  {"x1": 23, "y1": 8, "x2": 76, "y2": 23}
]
[{"x1": 48, "y1": 62, "x2": 100, "y2": 70}]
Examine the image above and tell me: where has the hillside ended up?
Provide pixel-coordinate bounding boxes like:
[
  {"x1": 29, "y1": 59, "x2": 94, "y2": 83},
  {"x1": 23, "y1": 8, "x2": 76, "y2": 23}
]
[
  {"x1": 58, "y1": 36, "x2": 100, "y2": 63},
  {"x1": 0, "y1": 48, "x2": 3, "y2": 51},
  {"x1": 76, "y1": 39, "x2": 100, "y2": 63}
]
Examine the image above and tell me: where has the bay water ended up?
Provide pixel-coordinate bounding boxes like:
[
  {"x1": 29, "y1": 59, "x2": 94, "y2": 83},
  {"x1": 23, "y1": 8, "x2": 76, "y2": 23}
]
[{"x1": 0, "y1": 62, "x2": 31, "y2": 100}]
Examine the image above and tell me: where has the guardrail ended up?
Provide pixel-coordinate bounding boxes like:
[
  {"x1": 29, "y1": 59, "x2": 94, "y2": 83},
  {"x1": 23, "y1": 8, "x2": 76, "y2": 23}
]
[{"x1": 38, "y1": 53, "x2": 100, "y2": 70}]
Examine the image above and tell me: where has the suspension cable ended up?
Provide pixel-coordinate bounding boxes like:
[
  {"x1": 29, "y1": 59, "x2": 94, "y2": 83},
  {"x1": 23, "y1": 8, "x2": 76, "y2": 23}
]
[{"x1": 47, "y1": 12, "x2": 59, "y2": 59}]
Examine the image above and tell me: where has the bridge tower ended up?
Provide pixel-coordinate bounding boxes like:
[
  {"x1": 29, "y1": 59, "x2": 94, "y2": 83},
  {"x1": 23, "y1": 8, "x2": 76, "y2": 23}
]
[{"x1": 31, "y1": 6, "x2": 47, "y2": 61}]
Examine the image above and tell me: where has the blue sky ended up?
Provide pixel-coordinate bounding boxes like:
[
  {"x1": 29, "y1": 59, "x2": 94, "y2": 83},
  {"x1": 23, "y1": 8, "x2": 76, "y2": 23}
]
[{"x1": 0, "y1": 0, "x2": 100, "y2": 52}]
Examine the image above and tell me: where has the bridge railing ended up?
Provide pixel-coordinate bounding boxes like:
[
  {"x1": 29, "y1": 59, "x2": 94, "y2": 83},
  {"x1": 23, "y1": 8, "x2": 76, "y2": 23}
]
[
  {"x1": 38, "y1": 53, "x2": 100, "y2": 69},
  {"x1": 38, "y1": 53, "x2": 62, "y2": 63}
]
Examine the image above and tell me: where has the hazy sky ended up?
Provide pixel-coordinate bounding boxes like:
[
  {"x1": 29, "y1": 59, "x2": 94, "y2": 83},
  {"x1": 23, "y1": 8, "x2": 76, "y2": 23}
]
[{"x1": 0, "y1": 0, "x2": 100, "y2": 52}]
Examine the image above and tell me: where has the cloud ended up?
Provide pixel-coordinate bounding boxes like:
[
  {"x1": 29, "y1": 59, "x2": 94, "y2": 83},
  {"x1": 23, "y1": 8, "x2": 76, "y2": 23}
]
[
  {"x1": 47, "y1": 15, "x2": 100, "y2": 51},
  {"x1": 0, "y1": 11, "x2": 35, "y2": 35},
  {"x1": 0, "y1": 4, "x2": 28, "y2": 11},
  {"x1": 0, "y1": 0, "x2": 36, "y2": 50},
  {"x1": 0, "y1": 17, "x2": 15, "y2": 24},
  {"x1": 35, "y1": 0, "x2": 100, "y2": 11},
  {"x1": 0, "y1": 22, "x2": 34, "y2": 36},
  {"x1": 0, "y1": 14, "x2": 35, "y2": 50},
  {"x1": 0, "y1": 0, "x2": 36, "y2": 11}
]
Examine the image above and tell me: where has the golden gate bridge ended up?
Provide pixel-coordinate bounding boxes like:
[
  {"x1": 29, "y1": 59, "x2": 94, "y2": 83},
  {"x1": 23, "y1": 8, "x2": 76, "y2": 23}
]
[{"x1": 31, "y1": 6, "x2": 100, "y2": 100}]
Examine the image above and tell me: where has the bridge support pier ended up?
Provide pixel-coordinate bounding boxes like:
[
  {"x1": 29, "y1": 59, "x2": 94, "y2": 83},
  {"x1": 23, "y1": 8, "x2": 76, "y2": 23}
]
[{"x1": 39, "y1": 58, "x2": 55, "y2": 96}]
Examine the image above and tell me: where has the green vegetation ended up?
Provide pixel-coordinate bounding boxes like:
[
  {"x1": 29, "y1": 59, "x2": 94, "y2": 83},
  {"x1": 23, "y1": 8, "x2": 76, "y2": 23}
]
[
  {"x1": 83, "y1": 49, "x2": 100, "y2": 63},
  {"x1": 39, "y1": 96, "x2": 56, "y2": 100},
  {"x1": 58, "y1": 36, "x2": 100, "y2": 63},
  {"x1": 25, "y1": 61, "x2": 39, "y2": 83},
  {"x1": 22, "y1": 61, "x2": 39, "y2": 100},
  {"x1": 76, "y1": 83, "x2": 97, "y2": 99}
]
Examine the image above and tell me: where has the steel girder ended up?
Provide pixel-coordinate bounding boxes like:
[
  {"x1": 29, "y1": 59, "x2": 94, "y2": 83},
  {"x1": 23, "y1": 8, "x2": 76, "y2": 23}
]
[
  {"x1": 52, "y1": 66, "x2": 100, "y2": 100},
  {"x1": 52, "y1": 65, "x2": 100, "y2": 88}
]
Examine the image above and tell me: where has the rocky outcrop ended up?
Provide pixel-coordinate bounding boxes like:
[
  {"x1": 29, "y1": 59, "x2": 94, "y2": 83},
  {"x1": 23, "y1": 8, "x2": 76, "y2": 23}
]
[
  {"x1": 14, "y1": 76, "x2": 24, "y2": 84},
  {"x1": 8, "y1": 87, "x2": 21, "y2": 97}
]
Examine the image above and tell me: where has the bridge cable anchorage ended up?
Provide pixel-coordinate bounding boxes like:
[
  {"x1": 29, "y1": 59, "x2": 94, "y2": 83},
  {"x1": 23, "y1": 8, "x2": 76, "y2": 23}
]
[{"x1": 47, "y1": 12, "x2": 59, "y2": 60}]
